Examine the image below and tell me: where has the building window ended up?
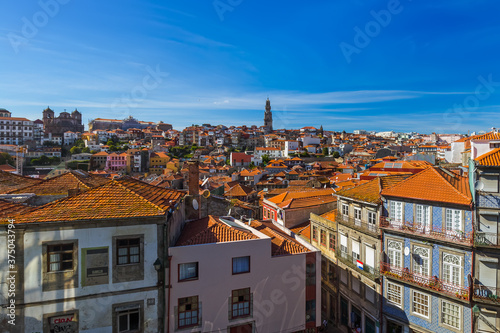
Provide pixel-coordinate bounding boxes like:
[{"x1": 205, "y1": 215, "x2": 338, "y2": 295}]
[
  {"x1": 412, "y1": 290, "x2": 430, "y2": 318},
  {"x1": 179, "y1": 262, "x2": 198, "y2": 281},
  {"x1": 117, "y1": 308, "x2": 140, "y2": 332},
  {"x1": 389, "y1": 201, "x2": 403, "y2": 222},
  {"x1": 441, "y1": 301, "x2": 460, "y2": 329},
  {"x1": 320, "y1": 229, "x2": 326, "y2": 246},
  {"x1": 342, "y1": 204, "x2": 349, "y2": 216},
  {"x1": 340, "y1": 234, "x2": 348, "y2": 258},
  {"x1": 48, "y1": 244, "x2": 73, "y2": 272},
  {"x1": 367, "y1": 211, "x2": 376, "y2": 231},
  {"x1": 387, "y1": 282, "x2": 402, "y2": 307},
  {"x1": 232, "y1": 256, "x2": 250, "y2": 274},
  {"x1": 352, "y1": 240, "x2": 360, "y2": 261},
  {"x1": 329, "y1": 232, "x2": 335, "y2": 251},
  {"x1": 306, "y1": 261, "x2": 316, "y2": 286},
  {"x1": 230, "y1": 288, "x2": 251, "y2": 319},
  {"x1": 117, "y1": 238, "x2": 140, "y2": 265},
  {"x1": 387, "y1": 240, "x2": 402, "y2": 268},
  {"x1": 442, "y1": 253, "x2": 461, "y2": 285},
  {"x1": 312, "y1": 226, "x2": 318, "y2": 242},
  {"x1": 413, "y1": 246, "x2": 430, "y2": 276},
  {"x1": 178, "y1": 296, "x2": 199, "y2": 328},
  {"x1": 445, "y1": 209, "x2": 462, "y2": 233},
  {"x1": 416, "y1": 204, "x2": 431, "y2": 230},
  {"x1": 354, "y1": 207, "x2": 361, "y2": 221}
]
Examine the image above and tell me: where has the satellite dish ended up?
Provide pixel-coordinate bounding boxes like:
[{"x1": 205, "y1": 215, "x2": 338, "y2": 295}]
[
  {"x1": 476, "y1": 180, "x2": 484, "y2": 191},
  {"x1": 202, "y1": 189, "x2": 211, "y2": 198},
  {"x1": 192, "y1": 199, "x2": 199, "y2": 210}
]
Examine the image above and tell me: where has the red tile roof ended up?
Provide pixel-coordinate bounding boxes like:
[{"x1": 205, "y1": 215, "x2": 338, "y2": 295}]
[
  {"x1": 176, "y1": 216, "x2": 258, "y2": 246},
  {"x1": 381, "y1": 167, "x2": 471, "y2": 206},
  {"x1": 250, "y1": 220, "x2": 309, "y2": 256},
  {"x1": 475, "y1": 148, "x2": 500, "y2": 166},
  {"x1": 0, "y1": 170, "x2": 43, "y2": 194},
  {"x1": 5, "y1": 177, "x2": 185, "y2": 224}
]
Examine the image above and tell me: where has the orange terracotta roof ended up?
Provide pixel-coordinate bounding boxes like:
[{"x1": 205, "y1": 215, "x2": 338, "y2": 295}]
[
  {"x1": 289, "y1": 222, "x2": 311, "y2": 241},
  {"x1": 250, "y1": 220, "x2": 309, "y2": 256},
  {"x1": 320, "y1": 209, "x2": 337, "y2": 221},
  {"x1": 475, "y1": 148, "x2": 500, "y2": 166},
  {"x1": 224, "y1": 183, "x2": 256, "y2": 197},
  {"x1": 337, "y1": 174, "x2": 411, "y2": 204},
  {"x1": 381, "y1": 167, "x2": 471, "y2": 206},
  {"x1": 471, "y1": 131, "x2": 500, "y2": 141},
  {"x1": 0, "y1": 199, "x2": 34, "y2": 219},
  {"x1": 0, "y1": 164, "x2": 16, "y2": 172},
  {"x1": 10, "y1": 171, "x2": 109, "y2": 195},
  {"x1": 176, "y1": 216, "x2": 258, "y2": 246},
  {"x1": 268, "y1": 188, "x2": 335, "y2": 204},
  {"x1": 278, "y1": 195, "x2": 336, "y2": 209},
  {"x1": 0, "y1": 170, "x2": 43, "y2": 194},
  {"x1": 6, "y1": 177, "x2": 185, "y2": 224}
]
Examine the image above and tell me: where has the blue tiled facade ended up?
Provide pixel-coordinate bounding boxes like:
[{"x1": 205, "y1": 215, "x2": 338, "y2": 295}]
[
  {"x1": 478, "y1": 194, "x2": 500, "y2": 209},
  {"x1": 382, "y1": 198, "x2": 474, "y2": 333},
  {"x1": 383, "y1": 284, "x2": 472, "y2": 333}
]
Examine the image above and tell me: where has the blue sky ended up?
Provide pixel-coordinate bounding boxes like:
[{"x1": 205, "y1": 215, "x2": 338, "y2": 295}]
[{"x1": 1, "y1": 0, "x2": 500, "y2": 133}]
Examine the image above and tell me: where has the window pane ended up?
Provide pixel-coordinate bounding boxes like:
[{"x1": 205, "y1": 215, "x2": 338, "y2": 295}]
[
  {"x1": 118, "y1": 314, "x2": 128, "y2": 332},
  {"x1": 129, "y1": 311, "x2": 139, "y2": 330}
]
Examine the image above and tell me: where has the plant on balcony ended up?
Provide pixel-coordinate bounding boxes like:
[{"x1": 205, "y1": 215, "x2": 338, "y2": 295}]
[{"x1": 456, "y1": 291, "x2": 469, "y2": 300}]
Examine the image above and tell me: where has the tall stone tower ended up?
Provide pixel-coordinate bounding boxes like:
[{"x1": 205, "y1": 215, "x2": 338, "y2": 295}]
[{"x1": 264, "y1": 98, "x2": 273, "y2": 133}]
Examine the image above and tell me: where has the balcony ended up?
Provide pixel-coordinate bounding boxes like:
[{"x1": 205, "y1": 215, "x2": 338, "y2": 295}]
[
  {"x1": 380, "y1": 217, "x2": 473, "y2": 246},
  {"x1": 473, "y1": 284, "x2": 500, "y2": 304},
  {"x1": 380, "y1": 262, "x2": 470, "y2": 301},
  {"x1": 336, "y1": 248, "x2": 379, "y2": 281},
  {"x1": 475, "y1": 232, "x2": 500, "y2": 248},
  {"x1": 337, "y1": 214, "x2": 379, "y2": 237}
]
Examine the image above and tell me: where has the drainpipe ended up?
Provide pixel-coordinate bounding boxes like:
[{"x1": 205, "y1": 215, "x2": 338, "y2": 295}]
[
  {"x1": 167, "y1": 255, "x2": 172, "y2": 333},
  {"x1": 470, "y1": 203, "x2": 475, "y2": 333}
]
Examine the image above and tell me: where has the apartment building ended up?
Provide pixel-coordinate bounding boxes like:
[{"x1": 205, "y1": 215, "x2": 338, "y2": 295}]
[
  {"x1": 380, "y1": 167, "x2": 474, "y2": 333},
  {"x1": 168, "y1": 216, "x2": 321, "y2": 333}
]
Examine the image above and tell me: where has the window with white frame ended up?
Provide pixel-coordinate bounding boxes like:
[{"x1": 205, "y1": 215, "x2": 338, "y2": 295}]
[
  {"x1": 445, "y1": 209, "x2": 462, "y2": 233},
  {"x1": 416, "y1": 204, "x2": 431, "y2": 229},
  {"x1": 342, "y1": 204, "x2": 349, "y2": 216},
  {"x1": 413, "y1": 246, "x2": 430, "y2": 276},
  {"x1": 387, "y1": 240, "x2": 402, "y2": 268},
  {"x1": 340, "y1": 234, "x2": 348, "y2": 257},
  {"x1": 352, "y1": 276, "x2": 360, "y2": 293},
  {"x1": 387, "y1": 282, "x2": 402, "y2": 307},
  {"x1": 390, "y1": 201, "x2": 403, "y2": 222},
  {"x1": 412, "y1": 290, "x2": 430, "y2": 318},
  {"x1": 352, "y1": 240, "x2": 360, "y2": 261},
  {"x1": 354, "y1": 207, "x2": 361, "y2": 221},
  {"x1": 441, "y1": 301, "x2": 460, "y2": 329},
  {"x1": 442, "y1": 253, "x2": 461, "y2": 285},
  {"x1": 367, "y1": 211, "x2": 376, "y2": 231}
]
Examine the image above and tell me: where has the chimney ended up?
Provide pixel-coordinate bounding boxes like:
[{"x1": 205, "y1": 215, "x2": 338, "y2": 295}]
[{"x1": 187, "y1": 160, "x2": 199, "y2": 196}]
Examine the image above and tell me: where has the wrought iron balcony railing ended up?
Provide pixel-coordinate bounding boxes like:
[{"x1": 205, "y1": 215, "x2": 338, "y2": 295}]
[
  {"x1": 337, "y1": 214, "x2": 379, "y2": 237},
  {"x1": 473, "y1": 284, "x2": 500, "y2": 303},
  {"x1": 380, "y1": 217, "x2": 473, "y2": 246},
  {"x1": 380, "y1": 262, "x2": 470, "y2": 301},
  {"x1": 336, "y1": 248, "x2": 380, "y2": 280},
  {"x1": 475, "y1": 232, "x2": 500, "y2": 247}
]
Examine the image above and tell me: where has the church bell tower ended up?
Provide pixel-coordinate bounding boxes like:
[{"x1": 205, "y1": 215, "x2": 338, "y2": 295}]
[{"x1": 264, "y1": 98, "x2": 273, "y2": 133}]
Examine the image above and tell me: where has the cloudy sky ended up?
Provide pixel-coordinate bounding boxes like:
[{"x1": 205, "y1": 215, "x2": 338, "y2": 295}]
[{"x1": 1, "y1": 0, "x2": 500, "y2": 132}]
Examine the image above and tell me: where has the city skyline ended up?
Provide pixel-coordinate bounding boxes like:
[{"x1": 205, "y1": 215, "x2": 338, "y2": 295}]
[{"x1": 1, "y1": 1, "x2": 500, "y2": 132}]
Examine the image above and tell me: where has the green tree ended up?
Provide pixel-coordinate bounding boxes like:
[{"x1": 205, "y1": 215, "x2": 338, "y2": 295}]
[
  {"x1": 70, "y1": 146, "x2": 81, "y2": 155},
  {"x1": 82, "y1": 147, "x2": 90, "y2": 153},
  {"x1": 332, "y1": 151, "x2": 340, "y2": 158},
  {"x1": 74, "y1": 139, "x2": 85, "y2": 148},
  {"x1": 261, "y1": 154, "x2": 270, "y2": 165},
  {"x1": 0, "y1": 152, "x2": 14, "y2": 165},
  {"x1": 322, "y1": 147, "x2": 329, "y2": 156}
]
